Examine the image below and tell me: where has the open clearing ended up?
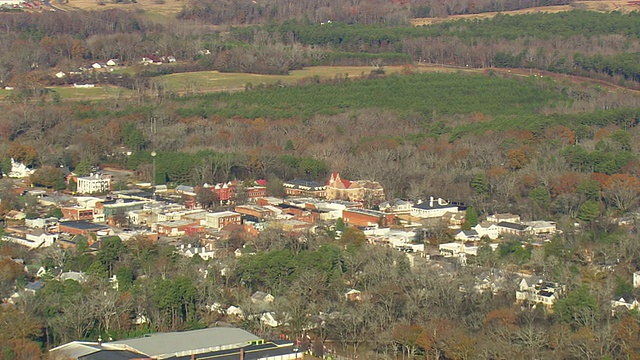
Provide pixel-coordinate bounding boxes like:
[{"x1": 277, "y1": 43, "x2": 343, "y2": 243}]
[
  {"x1": 412, "y1": 1, "x2": 640, "y2": 25},
  {"x1": 158, "y1": 65, "x2": 467, "y2": 93},
  {"x1": 0, "y1": 64, "x2": 627, "y2": 102}
]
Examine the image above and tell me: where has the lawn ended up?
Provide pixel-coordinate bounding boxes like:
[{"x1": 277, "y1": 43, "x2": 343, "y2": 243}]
[
  {"x1": 48, "y1": 85, "x2": 133, "y2": 101},
  {"x1": 157, "y1": 65, "x2": 464, "y2": 93}
]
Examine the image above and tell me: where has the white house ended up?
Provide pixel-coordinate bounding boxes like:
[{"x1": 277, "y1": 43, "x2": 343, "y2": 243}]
[
  {"x1": 523, "y1": 220, "x2": 557, "y2": 235},
  {"x1": 611, "y1": 297, "x2": 640, "y2": 315},
  {"x1": 411, "y1": 197, "x2": 462, "y2": 219},
  {"x1": 176, "y1": 244, "x2": 216, "y2": 261},
  {"x1": 5, "y1": 158, "x2": 34, "y2": 178},
  {"x1": 91, "y1": 63, "x2": 102, "y2": 69},
  {"x1": 25, "y1": 230, "x2": 58, "y2": 247},
  {"x1": 472, "y1": 222, "x2": 500, "y2": 240},
  {"x1": 515, "y1": 278, "x2": 564, "y2": 308},
  {"x1": 106, "y1": 59, "x2": 120, "y2": 66},
  {"x1": 487, "y1": 213, "x2": 521, "y2": 223},
  {"x1": 76, "y1": 173, "x2": 111, "y2": 194},
  {"x1": 73, "y1": 83, "x2": 95, "y2": 88},
  {"x1": 455, "y1": 230, "x2": 480, "y2": 241},
  {"x1": 55, "y1": 71, "x2": 66, "y2": 78},
  {"x1": 379, "y1": 199, "x2": 413, "y2": 214}
]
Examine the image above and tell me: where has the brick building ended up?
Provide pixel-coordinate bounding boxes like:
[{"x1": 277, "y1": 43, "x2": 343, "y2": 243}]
[
  {"x1": 205, "y1": 211, "x2": 242, "y2": 230},
  {"x1": 342, "y1": 208, "x2": 396, "y2": 228},
  {"x1": 283, "y1": 180, "x2": 326, "y2": 198},
  {"x1": 61, "y1": 207, "x2": 94, "y2": 221},
  {"x1": 325, "y1": 173, "x2": 385, "y2": 204}
]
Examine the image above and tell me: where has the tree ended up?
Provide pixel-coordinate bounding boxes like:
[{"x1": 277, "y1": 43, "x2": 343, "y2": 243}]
[
  {"x1": 340, "y1": 227, "x2": 366, "y2": 249},
  {"x1": 577, "y1": 200, "x2": 599, "y2": 222},
  {"x1": 195, "y1": 187, "x2": 217, "y2": 209},
  {"x1": 465, "y1": 206, "x2": 479, "y2": 227},
  {"x1": 603, "y1": 174, "x2": 640, "y2": 213},
  {"x1": 554, "y1": 285, "x2": 599, "y2": 329},
  {"x1": 74, "y1": 159, "x2": 92, "y2": 176},
  {"x1": 30, "y1": 166, "x2": 65, "y2": 190},
  {"x1": 471, "y1": 173, "x2": 489, "y2": 195}
]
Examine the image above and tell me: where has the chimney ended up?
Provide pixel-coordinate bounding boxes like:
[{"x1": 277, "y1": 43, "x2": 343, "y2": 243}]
[{"x1": 429, "y1": 196, "x2": 434, "y2": 208}]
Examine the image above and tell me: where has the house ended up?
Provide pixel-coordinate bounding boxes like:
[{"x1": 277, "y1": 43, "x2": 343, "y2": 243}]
[
  {"x1": 410, "y1": 197, "x2": 465, "y2": 219},
  {"x1": 325, "y1": 173, "x2": 385, "y2": 204},
  {"x1": 176, "y1": 243, "x2": 216, "y2": 260},
  {"x1": 55, "y1": 71, "x2": 66, "y2": 78},
  {"x1": 487, "y1": 213, "x2": 521, "y2": 223},
  {"x1": 106, "y1": 59, "x2": 120, "y2": 66},
  {"x1": 73, "y1": 83, "x2": 95, "y2": 88},
  {"x1": 5, "y1": 158, "x2": 34, "y2": 178},
  {"x1": 204, "y1": 211, "x2": 241, "y2": 230},
  {"x1": 5, "y1": 210, "x2": 26, "y2": 221},
  {"x1": 611, "y1": 297, "x2": 640, "y2": 315},
  {"x1": 59, "y1": 271, "x2": 87, "y2": 283},
  {"x1": 251, "y1": 291, "x2": 275, "y2": 306},
  {"x1": 344, "y1": 289, "x2": 362, "y2": 302},
  {"x1": 515, "y1": 277, "x2": 565, "y2": 309},
  {"x1": 496, "y1": 222, "x2": 532, "y2": 236},
  {"x1": 379, "y1": 199, "x2": 412, "y2": 214},
  {"x1": 25, "y1": 229, "x2": 58, "y2": 247},
  {"x1": 259, "y1": 312, "x2": 279, "y2": 328},
  {"x1": 226, "y1": 305, "x2": 244, "y2": 318},
  {"x1": 75, "y1": 173, "x2": 111, "y2": 194},
  {"x1": 283, "y1": 179, "x2": 326, "y2": 198},
  {"x1": 166, "y1": 56, "x2": 176, "y2": 63},
  {"x1": 472, "y1": 222, "x2": 500, "y2": 240},
  {"x1": 523, "y1": 220, "x2": 557, "y2": 235},
  {"x1": 91, "y1": 63, "x2": 102, "y2": 69},
  {"x1": 634, "y1": 271, "x2": 640, "y2": 288},
  {"x1": 156, "y1": 220, "x2": 198, "y2": 237},
  {"x1": 342, "y1": 208, "x2": 395, "y2": 228},
  {"x1": 25, "y1": 217, "x2": 59, "y2": 230},
  {"x1": 439, "y1": 242, "x2": 468, "y2": 257},
  {"x1": 455, "y1": 229, "x2": 480, "y2": 241}
]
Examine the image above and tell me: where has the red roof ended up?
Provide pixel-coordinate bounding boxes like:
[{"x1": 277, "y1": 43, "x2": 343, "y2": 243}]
[
  {"x1": 255, "y1": 179, "x2": 267, "y2": 186},
  {"x1": 328, "y1": 173, "x2": 352, "y2": 188}
]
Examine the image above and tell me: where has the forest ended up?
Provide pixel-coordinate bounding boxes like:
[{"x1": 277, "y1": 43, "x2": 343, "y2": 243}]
[{"x1": 3, "y1": 3, "x2": 640, "y2": 360}]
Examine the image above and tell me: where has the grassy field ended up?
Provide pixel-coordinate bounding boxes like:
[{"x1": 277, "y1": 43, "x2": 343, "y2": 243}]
[
  {"x1": 411, "y1": 0, "x2": 638, "y2": 25},
  {"x1": 157, "y1": 65, "x2": 467, "y2": 93},
  {"x1": 48, "y1": 85, "x2": 133, "y2": 101}
]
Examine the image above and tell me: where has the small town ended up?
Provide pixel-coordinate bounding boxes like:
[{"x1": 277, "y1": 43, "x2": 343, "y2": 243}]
[{"x1": 3, "y1": 154, "x2": 640, "y2": 359}]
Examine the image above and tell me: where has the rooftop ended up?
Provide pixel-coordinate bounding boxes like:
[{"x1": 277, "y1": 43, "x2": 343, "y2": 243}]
[{"x1": 108, "y1": 327, "x2": 260, "y2": 358}]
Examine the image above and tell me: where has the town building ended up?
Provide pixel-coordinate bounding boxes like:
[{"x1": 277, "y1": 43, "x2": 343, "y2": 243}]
[
  {"x1": 342, "y1": 208, "x2": 396, "y2": 228},
  {"x1": 410, "y1": 197, "x2": 465, "y2": 219},
  {"x1": 205, "y1": 211, "x2": 242, "y2": 230},
  {"x1": 75, "y1": 173, "x2": 111, "y2": 194},
  {"x1": 325, "y1": 173, "x2": 385, "y2": 203},
  {"x1": 283, "y1": 179, "x2": 326, "y2": 198},
  {"x1": 49, "y1": 327, "x2": 301, "y2": 360}
]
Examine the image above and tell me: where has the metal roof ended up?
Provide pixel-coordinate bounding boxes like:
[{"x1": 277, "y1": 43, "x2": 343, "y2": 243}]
[{"x1": 108, "y1": 328, "x2": 260, "y2": 358}]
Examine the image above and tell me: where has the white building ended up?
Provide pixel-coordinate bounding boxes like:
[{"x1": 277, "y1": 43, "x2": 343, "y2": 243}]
[
  {"x1": 410, "y1": 197, "x2": 462, "y2": 219},
  {"x1": 204, "y1": 211, "x2": 241, "y2": 230},
  {"x1": 515, "y1": 278, "x2": 564, "y2": 308},
  {"x1": 5, "y1": 158, "x2": 34, "y2": 178},
  {"x1": 76, "y1": 173, "x2": 111, "y2": 194},
  {"x1": 472, "y1": 222, "x2": 500, "y2": 240}
]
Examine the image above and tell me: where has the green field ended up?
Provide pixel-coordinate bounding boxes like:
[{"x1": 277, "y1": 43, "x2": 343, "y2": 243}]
[
  {"x1": 49, "y1": 85, "x2": 133, "y2": 101},
  {"x1": 157, "y1": 65, "x2": 439, "y2": 93}
]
